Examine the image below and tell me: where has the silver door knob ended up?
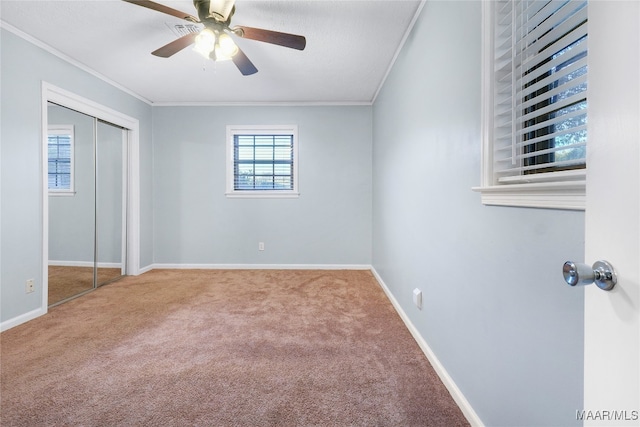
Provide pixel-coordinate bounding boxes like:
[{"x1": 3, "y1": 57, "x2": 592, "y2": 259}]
[{"x1": 562, "y1": 260, "x2": 617, "y2": 291}]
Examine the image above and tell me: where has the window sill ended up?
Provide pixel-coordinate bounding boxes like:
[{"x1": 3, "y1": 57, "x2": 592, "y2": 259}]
[
  {"x1": 472, "y1": 180, "x2": 585, "y2": 210},
  {"x1": 225, "y1": 191, "x2": 300, "y2": 199},
  {"x1": 48, "y1": 191, "x2": 76, "y2": 197}
]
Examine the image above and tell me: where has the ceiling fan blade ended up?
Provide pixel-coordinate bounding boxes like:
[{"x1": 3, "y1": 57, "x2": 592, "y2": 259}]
[
  {"x1": 122, "y1": 0, "x2": 199, "y2": 22},
  {"x1": 233, "y1": 26, "x2": 306, "y2": 51},
  {"x1": 231, "y1": 47, "x2": 258, "y2": 76},
  {"x1": 152, "y1": 33, "x2": 198, "y2": 58}
]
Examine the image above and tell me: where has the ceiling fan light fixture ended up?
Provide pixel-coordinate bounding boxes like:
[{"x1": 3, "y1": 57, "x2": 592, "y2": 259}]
[
  {"x1": 193, "y1": 28, "x2": 216, "y2": 58},
  {"x1": 217, "y1": 33, "x2": 239, "y2": 58},
  {"x1": 125, "y1": 0, "x2": 305, "y2": 75}
]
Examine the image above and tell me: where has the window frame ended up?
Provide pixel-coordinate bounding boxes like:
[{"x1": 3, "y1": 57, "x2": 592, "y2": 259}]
[
  {"x1": 473, "y1": 0, "x2": 587, "y2": 211},
  {"x1": 225, "y1": 125, "x2": 299, "y2": 199},
  {"x1": 47, "y1": 124, "x2": 76, "y2": 196}
]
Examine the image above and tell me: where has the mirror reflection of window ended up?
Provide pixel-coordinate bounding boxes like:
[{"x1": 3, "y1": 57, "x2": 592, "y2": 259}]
[{"x1": 48, "y1": 125, "x2": 75, "y2": 194}]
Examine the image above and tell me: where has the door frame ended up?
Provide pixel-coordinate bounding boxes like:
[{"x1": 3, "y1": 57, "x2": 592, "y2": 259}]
[{"x1": 41, "y1": 82, "x2": 140, "y2": 312}]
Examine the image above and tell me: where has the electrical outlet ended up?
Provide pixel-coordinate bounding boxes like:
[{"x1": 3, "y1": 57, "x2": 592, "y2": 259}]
[
  {"x1": 413, "y1": 288, "x2": 422, "y2": 310},
  {"x1": 258, "y1": 242, "x2": 265, "y2": 251},
  {"x1": 26, "y1": 279, "x2": 35, "y2": 294}
]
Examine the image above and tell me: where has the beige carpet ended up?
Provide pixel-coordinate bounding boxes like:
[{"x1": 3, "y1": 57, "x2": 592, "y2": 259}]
[
  {"x1": 48, "y1": 265, "x2": 122, "y2": 305},
  {"x1": 1, "y1": 269, "x2": 469, "y2": 426}
]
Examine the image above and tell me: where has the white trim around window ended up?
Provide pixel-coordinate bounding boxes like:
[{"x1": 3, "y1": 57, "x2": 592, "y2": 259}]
[
  {"x1": 47, "y1": 124, "x2": 76, "y2": 196},
  {"x1": 472, "y1": 0, "x2": 587, "y2": 211},
  {"x1": 225, "y1": 125, "x2": 299, "y2": 199}
]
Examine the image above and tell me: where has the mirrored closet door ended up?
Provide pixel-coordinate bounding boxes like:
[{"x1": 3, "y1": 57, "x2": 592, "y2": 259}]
[
  {"x1": 95, "y1": 119, "x2": 126, "y2": 287},
  {"x1": 47, "y1": 103, "x2": 127, "y2": 307}
]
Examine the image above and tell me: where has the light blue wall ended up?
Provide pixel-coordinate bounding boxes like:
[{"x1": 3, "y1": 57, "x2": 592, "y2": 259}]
[
  {"x1": 372, "y1": 2, "x2": 585, "y2": 426},
  {"x1": 152, "y1": 106, "x2": 372, "y2": 265},
  {"x1": 2, "y1": 5, "x2": 587, "y2": 423},
  {"x1": 0, "y1": 28, "x2": 153, "y2": 323}
]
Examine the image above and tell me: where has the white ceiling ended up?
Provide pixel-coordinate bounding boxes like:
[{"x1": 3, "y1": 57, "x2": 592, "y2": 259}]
[{"x1": 0, "y1": 0, "x2": 423, "y2": 105}]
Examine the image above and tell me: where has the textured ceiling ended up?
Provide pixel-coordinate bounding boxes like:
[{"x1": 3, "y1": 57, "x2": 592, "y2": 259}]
[{"x1": 0, "y1": 0, "x2": 423, "y2": 105}]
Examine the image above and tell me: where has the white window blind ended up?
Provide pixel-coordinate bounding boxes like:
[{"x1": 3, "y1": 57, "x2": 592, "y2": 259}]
[
  {"x1": 226, "y1": 125, "x2": 299, "y2": 198},
  {"x1": 234, "y1": 134, "x2": 294, "y2": 191},
  {"x1": 494, "y1": 0, "x2": 587, "y2": 181},
  {"x1": 475, "y1": 0, "x2": 588, "y2": 210}
]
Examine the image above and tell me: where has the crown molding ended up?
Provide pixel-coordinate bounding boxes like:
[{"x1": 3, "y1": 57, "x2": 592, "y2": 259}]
[{"x1": 1, "y1": 20, "x2": 152, "y2": 105}]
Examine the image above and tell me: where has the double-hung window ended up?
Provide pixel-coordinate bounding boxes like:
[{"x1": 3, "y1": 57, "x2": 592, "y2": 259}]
[
  {"x1": 475, "y1": 0, "x2": 588, "y2": 210},
  {"x1": 226, "y1": 125, "x2": 299, "y2": 198},
  {"x1": 48, "y1": 125, "x2": 75, "y2": 195}
]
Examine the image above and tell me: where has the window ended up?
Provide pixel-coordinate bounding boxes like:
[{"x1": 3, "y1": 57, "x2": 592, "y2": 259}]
[
  {"x1": 226, "y1": 125, "x2": 299, "y2": 198},
  {"x1": 48, "y1": 125, "x2": 75, "y2": 194},
  {"x1": 474, "y1": 0, "x2": 588, "y2": 210}
]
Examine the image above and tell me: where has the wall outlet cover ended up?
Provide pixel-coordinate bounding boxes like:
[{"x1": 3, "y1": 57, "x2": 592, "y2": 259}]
[{"x1": 412, "y1": 288, "x2": 422, "y2": 309}]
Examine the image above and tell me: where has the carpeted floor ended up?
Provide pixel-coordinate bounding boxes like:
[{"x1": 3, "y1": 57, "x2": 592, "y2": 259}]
[
  {"x1": 1, "y1": 269, "x2": 469, "y2": 426},
  {"x1": 48, "y1": 265, "x2": 122, "y2": 305}
]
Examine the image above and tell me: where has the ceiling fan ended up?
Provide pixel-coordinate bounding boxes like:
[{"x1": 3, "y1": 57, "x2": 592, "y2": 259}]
[{"x1": 122, "y1": 0, "x2": 306, "y2": 75}]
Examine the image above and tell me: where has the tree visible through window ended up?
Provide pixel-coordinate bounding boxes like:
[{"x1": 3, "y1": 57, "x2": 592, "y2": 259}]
[
  {"x1": 523, "y1": 30, "x2": 587, "y2": 173},
  {"x1": 547, "y1": 43, "x2": 587, "y2": 164}
]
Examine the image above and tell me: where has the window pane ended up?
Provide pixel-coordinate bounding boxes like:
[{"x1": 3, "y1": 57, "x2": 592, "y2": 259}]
[
  {"x1": 254, "y1": 163, "x2": 274, "y2": 176},
  {"x1": 523, "y1": 36, "x2": 587, "y2": 172},
  {"x1": 255, "y1": 146, "x2": 274, "y2": 161},
  {"x1": 273, "y1": 163, "x2": 291, "y2": 175},
  {"x1": 274, "y1": 146, "x2": 292, "y2": 160},
  {"x1": 58, "y1": 145, "x2": 71, "y2": 158},
  {"x1": 255, "y1": 176, "x2": 274, "y2": 189},
  {"x1": 255, "y1": 136, "x2": 274, "y2": 145},
  {"x1": 237, "y1": 146, "x2": 254, "y2": 160},
  {"x1": 48, "y1": 130, "x2": 73, "y2": 191},
  {"x1": 237, "y1": 163, "x2": 254, "y2": 175},
  {"x1": 57, "y1": 162, "x2": 71, "y2": 174},
  {"x1": 59, "y1": 174, "x2": 71, "y2": 187},
  {"x1": 274, "y1": 176, "x2": 292, "y2": 189},
  {"x1": 236, "y1": 179, "x2": 254, "y2": 189},
  {"x1": 233, "y1": 133, "x2": 294, "y2": 192},
  {"x1": 550, "y1": 44, "x2": 587, "y2": 164}
]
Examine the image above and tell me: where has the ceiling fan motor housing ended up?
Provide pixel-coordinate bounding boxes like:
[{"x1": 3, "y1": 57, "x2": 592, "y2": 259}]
[{"x1": 193, "y1": 0, "x2": 235, "y2": 23}]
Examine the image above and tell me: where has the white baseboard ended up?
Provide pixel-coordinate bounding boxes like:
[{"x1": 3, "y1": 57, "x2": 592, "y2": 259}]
[
  {"x1": 138, "y1": 264, "x2": 154, "y2": 275},
  {"x1": 147, "y1": 263, "x2": 372, "y2": 271},
  {"x1": 49, "y1": 260, "x2": 122, "y2": 268},
  {"x1": 370, "y1": 267, "x2": 484, "y2": 427},
  {"x1": 1, "y1": 307, "x2": 47, "y2": 332}
]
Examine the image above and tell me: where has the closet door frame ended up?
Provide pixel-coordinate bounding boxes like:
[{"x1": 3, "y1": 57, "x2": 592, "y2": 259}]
[
  {"x1": 95, "y1": 118, "x2": 128, "y2": 288},
  {"x1": 41, "y1": 82, "x2": 140, "y2": 312}
]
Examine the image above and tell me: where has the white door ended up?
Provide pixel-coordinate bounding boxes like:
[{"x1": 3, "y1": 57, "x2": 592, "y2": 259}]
[{"x1": 584, "y1": 2, "x2": 639, "y2": 425}]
